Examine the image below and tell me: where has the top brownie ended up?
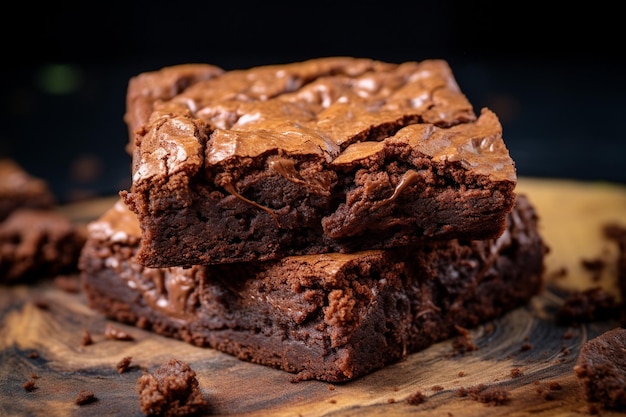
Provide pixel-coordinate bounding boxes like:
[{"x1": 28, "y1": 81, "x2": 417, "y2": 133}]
[{"x1": 121, "y1": 57, "x2": 517, "y2": 268}]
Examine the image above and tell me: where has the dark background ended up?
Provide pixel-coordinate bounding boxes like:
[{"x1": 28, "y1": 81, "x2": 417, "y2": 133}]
[{"x1": 1, "y1": 2, "x2": 624, "y2": 203}]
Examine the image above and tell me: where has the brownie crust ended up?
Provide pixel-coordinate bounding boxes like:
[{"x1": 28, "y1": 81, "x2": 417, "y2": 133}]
[
  {"x1": 80, "y1": 194, "x2": 545, "y2": 382},
  {"x1": 120, "y1": 57, "x2": 517, "y2": 268}
]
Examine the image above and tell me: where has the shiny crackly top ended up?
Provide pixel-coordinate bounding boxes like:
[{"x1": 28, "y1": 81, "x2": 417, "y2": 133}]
[
  {"x1": 90, "y1": 199, "x2": 386, "y2": 265},
  {"x1": 131, "y1": 57, "x2": 516, "y2": 185}
]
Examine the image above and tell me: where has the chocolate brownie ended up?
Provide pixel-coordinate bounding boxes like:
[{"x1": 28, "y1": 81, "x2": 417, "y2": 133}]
[
  {"x1": 0, "y1": 208, "x2": 87, "y2": 284},
  {"x1": 80, "y1": 194, "x2": 545, "y2": 382},
  {"x1": 120, "y1": 57, "x2": 517, "y2": 268},
  {"x1": 574, "y1": 327, "x2": 626, "y2": 410},
  {"x1": 0, "y1": 159, "x2": 56, "y2": 222},
  {"x1": 137, "y1": 358, "x2": 208, "y2": 417}
]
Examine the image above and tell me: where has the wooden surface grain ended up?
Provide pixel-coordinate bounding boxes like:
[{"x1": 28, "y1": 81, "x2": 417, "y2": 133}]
[{"x1": 1, "y1": 177, "x2": 625, "y2": 417}]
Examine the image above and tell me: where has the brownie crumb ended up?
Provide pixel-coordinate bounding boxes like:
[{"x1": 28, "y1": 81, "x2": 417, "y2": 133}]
[
  {"x1": 81, "y1": 329, "x2": 93, "y2": 347},
  {"x1": 327, "y1": 384, "x2": 335, "y2": 391},
  {"x1": 137, "y1": 358, "x2": 208, "y2": 417},
  {"x1": 387, "y1": 398, "x2": 396, "y2": 403},
  {"x1": 30, "y1": 373, "x2": 39, "y2": 379},
  {"x1": 556, "y1": 287, "x2": 618, "y2": 325},
  {"x1": 407, "y1": 390, "x2": 426, "y2": 405},
  {"x1": 117, "y1": 356, "x2": 133, "y2": 374},
  {"x1": 452, "y1": 325, "x2": 478, "y2": 354},
  {"x1": 431, "y1": 385, "x2": 444, "y2": 392},
  {"x1": 534, "y1": 380, "x2": 563, "y2": 401},
  {"x1": 53, "y1": 275, "x2": 81, "y2": 293},
  {"x1": 27, "y1": 351, "x2": 39, "y2": 359},
  {"x1": 75, "y1": 389, "x2": 97, "y2": 405},
  {"x1": 23, "y1": 380, "x2": 37, "y2": 392},
  {"x1": 32, "y1": 298, "x2": 49, "y2": 310},
  {"x1": 457, "y1": 384, "x2": 510, "y2": 406},
  {"x1": 104, "y1": 323, "x2": 135, "y2": 341},
  {"x1": 510, "y1": 368, "x2": 523, "y2": 378},
  {"x1": 458, "y1": 371, "x2": 465, "y2": 377},
  {"x1": 520, "y1": 342, "x2": 533, "y2": 352}
]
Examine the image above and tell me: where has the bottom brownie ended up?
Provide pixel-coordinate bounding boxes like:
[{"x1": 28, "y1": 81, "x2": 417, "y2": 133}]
[{"x1": 79, "y1": 195, "x2": 546, "y2": 382}]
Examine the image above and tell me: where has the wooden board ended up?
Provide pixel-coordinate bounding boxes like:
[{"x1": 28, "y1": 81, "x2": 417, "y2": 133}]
[{"x1": 1, "y1": 177, "x2": 625, "y2": 417}]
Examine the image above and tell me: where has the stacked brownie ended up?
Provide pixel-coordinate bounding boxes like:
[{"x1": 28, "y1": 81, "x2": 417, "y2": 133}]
[{"x1": 79, "y1": 57, "x2": 547, "y2": 382}]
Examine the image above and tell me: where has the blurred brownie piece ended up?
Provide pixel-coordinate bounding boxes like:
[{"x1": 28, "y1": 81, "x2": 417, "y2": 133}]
[
  {"x1": 120, "y1": 57, "x2": 517, "y2": 268},
  {"x1": 80, "y1": 194, "x2": 545, "y2": 382},
  {"x1": 0, "y1": 209, "x2": 86, "y2": 284},
  {"x1": 0, "y1": 159, "x2": 56, "y2": 222},
  {"x1": 574, "y1": 327, "x2": 626, "y2": 411}
]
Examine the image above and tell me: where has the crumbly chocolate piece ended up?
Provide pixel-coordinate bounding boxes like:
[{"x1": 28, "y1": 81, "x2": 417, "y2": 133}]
[
  {"x1": 457, "y1": 384, "x2": 511, "y2": 405},
  {"x1": 120, "y1": 57, "x2": 517, "y2": 268},
  {"x1": 74, "y1": 389, "x2": 97, "y2": 405},
  {"x1": 81, "y1": 329, "x2": 93, "y2": 347},
  {"x1": 22, "y1": 380, "x2": 37, "y2": 392},
  {"x1": 0, "y1": 209, "x2": 87, "y2": 284},
  {"x1": 574, "y1": 327, "x2": 626, "y2": 410},
  {"x1": 136, "y1": 359, "x2": 208, "y2": 417},
  {"x1": 80, "y1": 194, "x2": 545, "y2": 382},
  {"x1": 406, "y1": 390, "x2": 426, "y2": 405},
  {"x1": 117, "y1": 356, "x2": 133, "y2": 374},
  {"x1": 0, "y1": 159, "x2": 56, "y2": 222}
]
